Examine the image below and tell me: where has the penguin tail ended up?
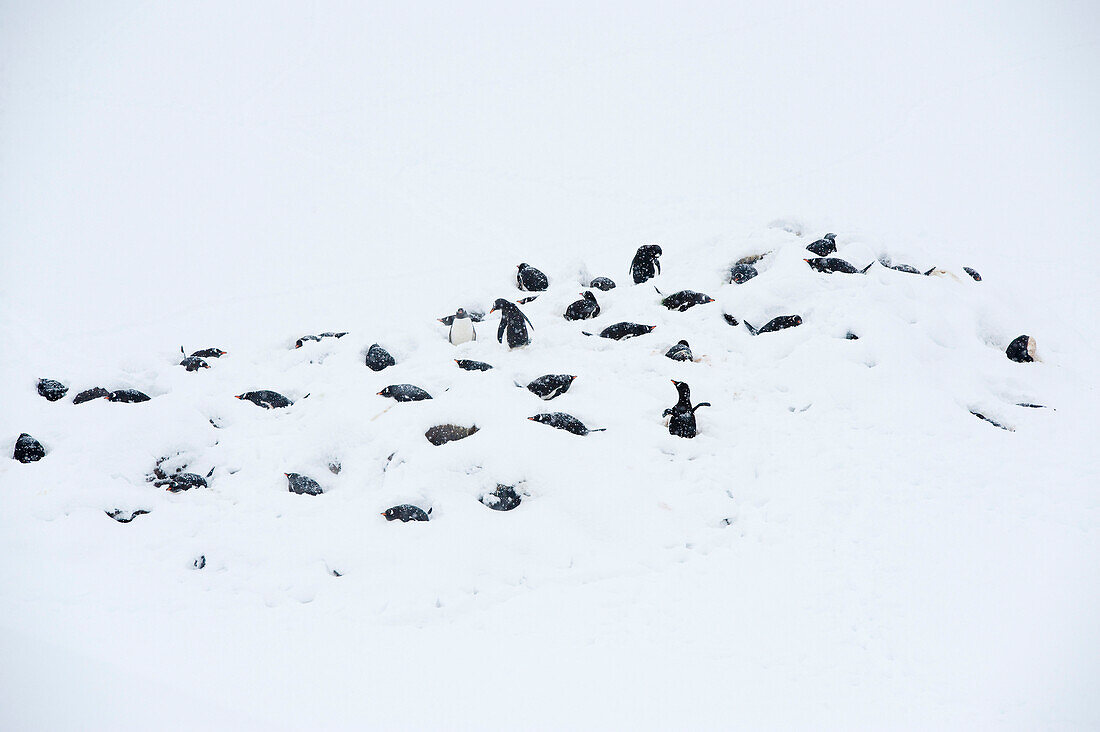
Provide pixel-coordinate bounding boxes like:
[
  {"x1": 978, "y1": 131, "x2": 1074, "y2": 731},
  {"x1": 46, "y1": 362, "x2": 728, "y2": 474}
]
[
  {"x1": 653, "y1": 285, "x2": 663, "y2": 295},
  {"x1": 513, "y1": 380, "x2": 525, "y2": 388},
  {"x1": 581, "y1": 331, "x2": 594, "y2": 337},
  {"x1": 301, "y1": 393, "x2": 311, "y2": 400},
  {"x1": 428, "y1": 507, "x2": 433, "y2": 515},
  {"x1": 860, "y1": 262, "x2": 874, "y2": 274},
  {"x1": 180, "y1": 346, "x2": 186, "y2": 355},
  {"x1": 923, "y1": 267, "x2": 936, "y2": 276},
  {"x1": 590, "y1": 428, "x2": 607, "y2": 432},
  {"x1": 744, "y1": 321, "x2": 759, "y2": 336}
]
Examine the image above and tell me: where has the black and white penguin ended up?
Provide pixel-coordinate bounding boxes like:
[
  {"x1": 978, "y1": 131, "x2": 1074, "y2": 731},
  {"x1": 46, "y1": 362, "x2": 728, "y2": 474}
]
[
  {"x1": 660, "y1": 289, "x2": 715, "y2": 312},
  {"x1": 156, "y1": 472, "x2": 208, "y2": 492},
  {"x1": 106, "y1": 509, "x2": 150, "y2": 523},
  {"x1": 382, "y1": 504, "x2": 432, "y2": 522},
  {"x1": 805, "y1": 257, "x2": 873, "y2": 274},
  {"x1": 517, "y1": 263, "x2": 549, "y2": 292},
  {"x1": 564, "y1": 291, "x2": 600, "y2": 321},
  {"x1": 665, "y1": 340, "x2": 693, "y2": 361},
  {"x1": 589, "y1": 277, "x2": 616, "y2": 291},
  {"x1": 806, "y1": 233, "x2": 837, "y2": 257},
  {"x1": 1006, "y1": 335, "x2": 1037, "y2": 363},
  {"x1": 13, "y1": 433, "x2": 46, "y2": 463},
  {"x1": 37, "y1": 378, "x2": 68, "y2": 401},
  {"x1": 722, "y1": 314, "x2": 740, "y2": 327},
  {"x1": 446, "y1": 308, "x2": 477, "y2": 345},
  {"x1": 236, "y1": 390, "x2": 293, "y2": 408},
  {"x1": 481, "y1": 484, "x2": 522, "y2": 511},
  {"x1": 179, "y1": 356, "x2": 210, "y2": 371},
  {"x1": 963, "y1": 267, "x2": 982, "y2": 281},
  {"x1": 528, "y1": 412, "x2": 605, "y2": 436},
  {"x1": 491, "y1": 298, "x2": 533, "y2": 349},
  {"x1": 663, "y1": 380, "x2": 710, "y2": 438},
  {"x1": 106, "y1": 389, "x2": 151, "y2": 403},
  {"x1": 517, "y1": 295, "x2": 539, "y2": 304},
  {"x1": 285, "y1": 472, "x2": 323, "y2": 496},
  {"x1": 184, "y1": 347, "x2": 227, "y2": 358},
  {"x1": 744, "y1": 315, "x2": 803, "y2": 336},
  {"x1": 73, "y1": 387, "x2": 109, "y2": 404},
  {"x1": 630, "y1": 245, "x2": 663, "y2": 284},
  {"x1": 365, "y1": 343, "x2": 396, "y2": 371},
  {"x1": 438, "y1": 310, "x2": 485, "y2": 325},
  {"x1": 729, "y1": 263, "x2": 758, "y2": 284},
  {"x1": 521, "y1": 374, "x2": 577, "y2": 400},
  {"x1": 582, "y1": 322, "x2": 656, "y2": 340},
  {"x1": 455, "y1": 359, "x2": 493, "y2": 372},
  {"x1": 378, "y1": 384, "x2": 432, "y2": 402},
  {"x1": 295, "y1": 332, "x2": 347, "y2": 348},
  {"x1": 879, "y1": 257, "x2": 934, "y2": 275}
]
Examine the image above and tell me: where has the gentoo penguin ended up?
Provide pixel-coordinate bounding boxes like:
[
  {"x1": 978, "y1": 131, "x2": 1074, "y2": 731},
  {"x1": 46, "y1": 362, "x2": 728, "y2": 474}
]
[
  {"x1": 455, "y1": 359, "x2": 493, "y2": 371},
  {"x1": 729, "y1": 263, "x2": 758, "y2": 284},
  {"x1": 660, "y1": 289, "x2": 715, "y2": 312},
  {"x1": 806, "y1": 233, "x2": 837, "y2": 257},
  {"x1": 582, "y1": 322, "x2": 656, "y2": 340},
  {"x1": 845, "y1": 331, "x2": 860, "y2": 340},
  {"x1": 481, "y1": 484, "x2": 522, "y2": 511},
  {"x1": 564, "y1": 291, "x2": 600, "y2": 321},
  {"x1": 106, "y1": 389, "x2": 151, "y2": 403},
  {"x1": 295, "y1": 332, "x2": 347, "y2": 348},
  {"x1": 665, "y1": 340, "x2": 693, "y2": 361},
  {"x1": 517, "y1": 296, "x2": 539, "y2": 304},
  {"x1": 156, "y1": 472, "x2": 208, "y2": 492},
  {"x1": 722, "y1": 314, "x2": 740, "y2": 327},
  {"x1": 382, "y1": 504, "x2": 431, "y2": 522},
  {"x1": 365, "y1": 343, "x2": 396, "y2": 371},
  {"x1": 522, "y1": 374, "x2": 577, "y2": 400},
  {"x1": 805, "y1": 257, "x2": 873, "y2": 274},
  {"x1": 744, "y1": 315, "x2": 802, "y2": 335},
  {"x1": 491, "y1": 298, "x2": 533, "y2": 349},
  {"x1": 527, "y1": 412, "x2": 605, "y2": 435},
  {"x1": 438, "y1": 310, "x2": 484, "y2": 325},
  {"x1": 446, "y1": 308, "x2": 477, "y2": 345},
  {"x1": 235, "y1": 390, "x2": 293, "y2": 408},
  {"x1": 37, "y1": 378, "x2": 68, "y2": 401},
  {"x1": 963, "y1": 267, "x2": 982, "y2": 281},
  {"x1": 183, "y1": 347, "x2": 227, "y2": 358},
  {"x1": 179, "y1": 356, "x2": 210, "y2": 371},
  {"x1": 516, "y1": 263, "x2": 549, "y2": 291},
  {"x1": 285, "y1": 472, "x2": 323, "y2": 495},
  {"x1": 589, "y1": 277, "x2": 616, "y2": 291},
  {"x1": 378, "y1": 384, "x2": 432, "y2": 402},
  {"x1": 13, "y1": 433, "x2": 46, "y2": 463},
  {"x1": 73, "y1": 387, "x2": 109, "y2": 404},
  {"x1": 663, "y1": 380, "x2": 710, "y2": 438},
  {"x1": 630, "y1": 245, "x2": 663, "y2": 284},
  {"x1": 106, "y1": 509, "x2": 150, "y2": 523},
  {"x1": 879, "y1": 257, "x2": 934, "y2": 275},
  {"x1": 1006, "y1": 335, "x2": 1037, "y2": 363}
]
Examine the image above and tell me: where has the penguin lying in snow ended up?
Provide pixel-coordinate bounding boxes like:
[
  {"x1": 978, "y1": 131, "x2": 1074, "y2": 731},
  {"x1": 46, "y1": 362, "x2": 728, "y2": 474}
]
[
  {"x1": 455, "y1": 359, "x2": 493, "y2": 371},
  {"x1": 481, "y1": 484, "x2": 522, "y2": 511},
  {"x1": 180, "y1": 356, "x2": 210, "y2": 371},
  {"x1": 589, "y1": 276, "x2": 616, "y2": 291},
  {"x1": 805, "y1": 257, "x2": 873, "y2": 274},
  {"x1": 73, "y1": 387, "x2": 109, "y2": 404},
  {"x1": 517, "y1": 263, "x2": 549, "y2": 291},
  {"x1": 183, "y1": 347, "x2": 227, "y2": 358},
  {"x1": 878, "y1": 257, "x2": 935, "y2": 275},
  {"x1": 106, "y1": 509, "x2": 150, "y2": 523},
  {"x1": 285, "y1": 472, "x2": 323, "y2": 495},
  {"x1": 236, "y1": 390, "x2": 295, "y2": 408},
  {"x1": 365, "y1": 343, "x2": 396, "y2": 371},
  {"x1": 805, "y1": 233, "x2": 837, "y2": 257},
  {"x1": 963, "y1": 267, "x2": 982, "y2": 281},
  {"x1": 491, "y1": 298, "x2": 533, "y2": 349},
  {"x1": 520, "y1": 374, "x2": 577, "y2": 400},
  {"x1": 658, "y1": 289, "x2": 715, "y2": 312},
  {"x1": 663, "y1": 380, "x2": 710, "y2": 438},
  {"x1": 13, "y1": 433, "x2": 46, "y2": 462},
  {"x1": 743, "y1": 315, "x2": 802, "y2": 335},
  {"x1": 37, "y1": 379, "x2": 67, "y2": 401},
  {"x1": 378, "y1": 384, "x2": 432, "y2": 402},
  {"x1": 383, "y1": 504, "x2": 431, "y2": 522},
  {"x1": 583, "y1": 322, "x2": 656, "y2": 340},
  {"x1": 156, "y1": 472, "x2": 208, "y2": 492},
  {"x1": 564, "y1": 291, "x2": 600, "y2": 321},
  {"x1": 295, "y1": 332, "x2": 347, "y2": 348},
  {"x1": 528, "y1": 412, "x2": 605, "y2": 436},
  {"x1": 722, "y1": 314, "x2": 740, "y2": 327},
  {"x1": 665, "y1": 340, "x2": 694, "y2": 361},
  {"x1": 445, "y1": 308, "x2": 477, "y2": 345},
  {"x1": 106, "y1": 389, "x2": 151, "y2": 403},
  {"x1": 729, "y1": 263, "x2": 758, "y2": 284},
  {"x1": 1006, "y1": 335, "x2": 1037, "y2": 363},
  {"x1": 630, "y1": 245, "x2": 662, "y2": 284}
]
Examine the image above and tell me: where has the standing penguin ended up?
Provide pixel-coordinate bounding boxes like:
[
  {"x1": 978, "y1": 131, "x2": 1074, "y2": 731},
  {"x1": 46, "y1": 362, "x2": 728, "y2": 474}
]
[
  {"x1": 663, "y1": 380, "x2": 710, "y2": 438},
  {"x1": 446, "y1": 308, "x2": 477, "y2": 345},
  {"x1": 630, "y1": 245, "x2": 663, "y2": 284},
  {"x1": 516, "y1": 263, "x2": 549, "y2": 292},
  {"x1": 491, "y1": 298, "x2": 533, "y2": 349}
]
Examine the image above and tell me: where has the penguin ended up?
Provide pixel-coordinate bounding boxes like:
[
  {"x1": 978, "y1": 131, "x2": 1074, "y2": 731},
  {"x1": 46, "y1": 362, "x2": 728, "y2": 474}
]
[
  {"x1": 106, "y1": 389, "x2": 151, "y2": 403},
  {"x1": 481, "y1": 484, "x2": 522, "y2": 511},
  {"x1": 13, "y1": 433, "x2": 46, "y2": 463},
  {"x1": 377, "y1": 384, "x2": 432, "y2": 402},
  {"x1": 805, "y1": 257, "x2": 873, "y2": 274},
  {"x1": 522, "y1": 374, "x2": 577, "y2": 400},
  {"x1": 736, "y1": 253, "x2": 768, "y2": 265},
  {"x1": 660, "y1": 289, "x2": 715, "y2": 312},
  {"x1": 285, "y1": 472, "x2": 323, "y2": 496},
  {"x1": 806, "y1": 233, "x2": 837, "y2": 257},
  {"x1": 183, "y1": 347, "x2": 227, "y2": 358},
  {"x1": 963, "y1": 267, "x2": 982, "y2": 282},
  {"x1": 517, "y1": 296, "x2": 539, "y2": 304},
  {"x1": 589, "y1": 277, "x2": 616, "y2": 291},
  {"x1": 156, "y1": 472, "x2": 208, "y2": 492},
  {"x1": 491, "y1": 298, "x2": 533, "y2": 349},
  {"x1": 365, "y1": 343, "x2": 396, "y2": 371},
  {"x1": 665, "y1": 340, "x2": 693, "y2": 361},
  {"x1": 295, "y1": 332, "x2": 347, "y2": 348},
  {"x1": 106, "y1": 509, "x2": 150, "y2": 523},
  {"x1": 879, "y1": 257, "x2": 934, "y2": 275},
  {"x1": 382, "y1": 504, "x2": 432, "y2": 522},
  {"x1": 73, "y1": 387, "x2": 109, "y2": 404},
  {"x1": 455, "y1": 359, "x2": 493, "y2": 372},
  {"x1": 236, "y1": 390, "x2": 293, "y2": 408},
  {"x1": 446, "y1": 308, "x2": 477, "y2": 345},
  {"x1": 663, "y1": 381, "x2": 710, "y2": 438},
  {"x1": 630, "y1": 245, "x2": 662, "y2": 284},
  {"x1": 564, "y1": 291, "x2": 600, "y2": 321},
  {"x1": 582, "y1": 322, "x2": 656, "y2": 340},
  {"x1": 516, "y1": 263, "x2": 549, "y2": 291},
  {"x1": 37, "y1": 378, "x2": 68, "y2": 401},
  {"x1": 729, "y1": 262, "x2": 758, "y2": 284},
  {"x1": 528, "y1": 412, "x2": 605, "y2": 436},
  {"x1": 180, "y1": 356, "x2": 210, "y2": 371},
  {"x1": 1006, "y1": 335, "x2": 1037, "y2": 363},
  {"x1": 845, "y1": 331, "x2": 860, "y2": 340},
  {"x1": 722, "y1": 314, "x2": 740, "y2": 327},
  {"x1": 744, "y1": 315, "x2": 803, "y2": 335},
  {"x1": 438, "y1": 310, "x2": 485, "y2": 325}
]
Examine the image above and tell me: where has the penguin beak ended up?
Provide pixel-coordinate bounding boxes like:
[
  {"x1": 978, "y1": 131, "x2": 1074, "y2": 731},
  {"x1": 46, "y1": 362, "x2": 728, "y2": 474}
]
[
  {"x1": 527, "y1": 417, "x2": 535, "y2": 421},
  {"x1": 234, "y1": 395, "x2": 241, "y2": 399},
  {"x1": 376, "y1": 391, "x2": 383, "y2": 396},
  {"x1": 489, "y1": 307, "x2": 497, "y2": 313},
  {"x1": 284, "y1": 473, "x2": 290, "y2": 477}
]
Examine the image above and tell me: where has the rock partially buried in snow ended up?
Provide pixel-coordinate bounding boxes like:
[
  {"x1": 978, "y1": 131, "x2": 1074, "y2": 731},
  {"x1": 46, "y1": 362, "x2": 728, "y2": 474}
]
[
  {"x1": 425, "y1": 424, "x2": 479, "y2": 446},
  {"x1": 285, "y1": 472, "x2": 323, "y2": 495},
  {"x1": 13, "y1": 433, "x2": 46, "y2": 463},
  {"x1": 156, "y1": 472, "x2": 208, "y2": 492},
  {"x1": 106, "y1": 509, "x2": 150, "y2": 523},
  {"x1": 481, "y1": 484, "x2": 522, "y2": 511},
  {"x1": 365, "y1": 343, "x2": 396, "y2": 371},
  {"x1": 1006, "y1": 335, "x2": 1037, "y2": 363},
  {"x1": 37, "y1": 378, "x2": 68, "y2": 401},
  {"x1": 382, "y1": 504, "x2": 431, "y2": 522}
]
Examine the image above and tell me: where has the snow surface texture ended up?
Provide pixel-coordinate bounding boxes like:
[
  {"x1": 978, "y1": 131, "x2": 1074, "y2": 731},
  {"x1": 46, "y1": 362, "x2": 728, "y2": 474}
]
[{"x1": 3, "y1": 2, "x2": 1100, "y2": 729}]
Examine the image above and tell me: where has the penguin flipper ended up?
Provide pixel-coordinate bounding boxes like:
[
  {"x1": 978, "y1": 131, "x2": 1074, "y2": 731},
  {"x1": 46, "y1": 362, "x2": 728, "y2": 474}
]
[
  {"x1": 181, "y1": 346, "x2": 186, "y2": 355},
  {"x1": 581, "y1": 331, "x2": 594, "y2": 337},
  {"x1": 744, "y1": 321, "x2": 759, "y2": 336},
  {"x1": 497, "y1": 318, "x2": 506, "y2": 343},
  {"x1": 860, "y1": 262, "x2": 874, "y2": 274},
  {"x1": 923, "y1": 267, "x2": 936, "y2": 276},
  {"x1": 692, "y1": 402, "x2": 712, "y2": 412}
]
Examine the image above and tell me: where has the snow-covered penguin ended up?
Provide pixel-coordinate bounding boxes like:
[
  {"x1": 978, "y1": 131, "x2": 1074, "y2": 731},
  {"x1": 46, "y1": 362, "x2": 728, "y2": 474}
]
[
  {"x1": 491, "y1": 298, "x2": 533, "y2": 349},
  {"x1": 564, "y1": 291, "x2": 600, "y2": 321},
  {"x1": 630, "y1": 244, "x2": 662, "y2": 284},
  {"x1": 446, "y1": 308, "x2": 477, "y2": 345},
  {"x1": 516, "y1": 263, "x2": 549, "y2": 292}
]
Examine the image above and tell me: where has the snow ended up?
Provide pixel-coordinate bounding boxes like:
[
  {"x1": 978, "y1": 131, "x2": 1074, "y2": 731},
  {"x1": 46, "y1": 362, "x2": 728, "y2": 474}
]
[{"x1": 2, "y1": 2, "x2": 1100, "y2": 728}]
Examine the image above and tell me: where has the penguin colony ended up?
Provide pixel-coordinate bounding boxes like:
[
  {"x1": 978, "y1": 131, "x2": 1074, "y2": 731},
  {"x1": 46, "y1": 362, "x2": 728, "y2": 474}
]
[{"x1": 15, "y1": 237, "x2": 1036, "y2": 530}]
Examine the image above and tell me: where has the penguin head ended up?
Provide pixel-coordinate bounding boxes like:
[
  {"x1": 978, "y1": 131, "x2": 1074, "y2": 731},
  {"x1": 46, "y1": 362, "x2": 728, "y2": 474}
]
[
  {"x1": 582, "y1": 291, "x2": 597, "y2": 302},
  {"x1": 234, "y1": 394, "x2": 244, "y2": 400},
  {"x1": 824, "y1": 233, "x2": 836, "y2": 240},
  {"x1": 527, "y1": 414, "x2": 549, "y2": 425},
  {"x1": 641, "y1": 244, "x2": 662, "y2": 259},
  {"x1": 647, "y1": 325, "x2": 657, "y2": 332},
  {"x1": 455, "y1": 308, "x2": 468, "y2": 319},
  {"x1": 517, "y1": 263, "x2": 528, "y2": 270},
  {"x1": 490, "y1": 298, "x2": 511, "y2": 313},
  {"x1": 377, "y1": 386, "x2": 393, "y2": 397},
  {"x1": 792, "y1": 316, "x2": 803, "y2": 325},
  {"x1": 677, "y1": 339, "x2": 690, "y2": 347}
]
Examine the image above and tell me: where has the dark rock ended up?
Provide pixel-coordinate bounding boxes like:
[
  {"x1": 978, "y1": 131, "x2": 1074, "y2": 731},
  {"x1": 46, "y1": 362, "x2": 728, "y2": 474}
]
[
  {"x1": 73, "y1": 387, "x2": 110, "y2": 404},
  {"x1": 425, "y1": 424, "x2": 479, "y2": 446},
  {"x1": 13, "y1": 433, "x2": 46, "y2": 463},
  {"x1": 37, "y1": 379, "x2": 68, "y2": 401},
  {"x1": 365, "y1": 344, "x2": 396, "y2": 371}
]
